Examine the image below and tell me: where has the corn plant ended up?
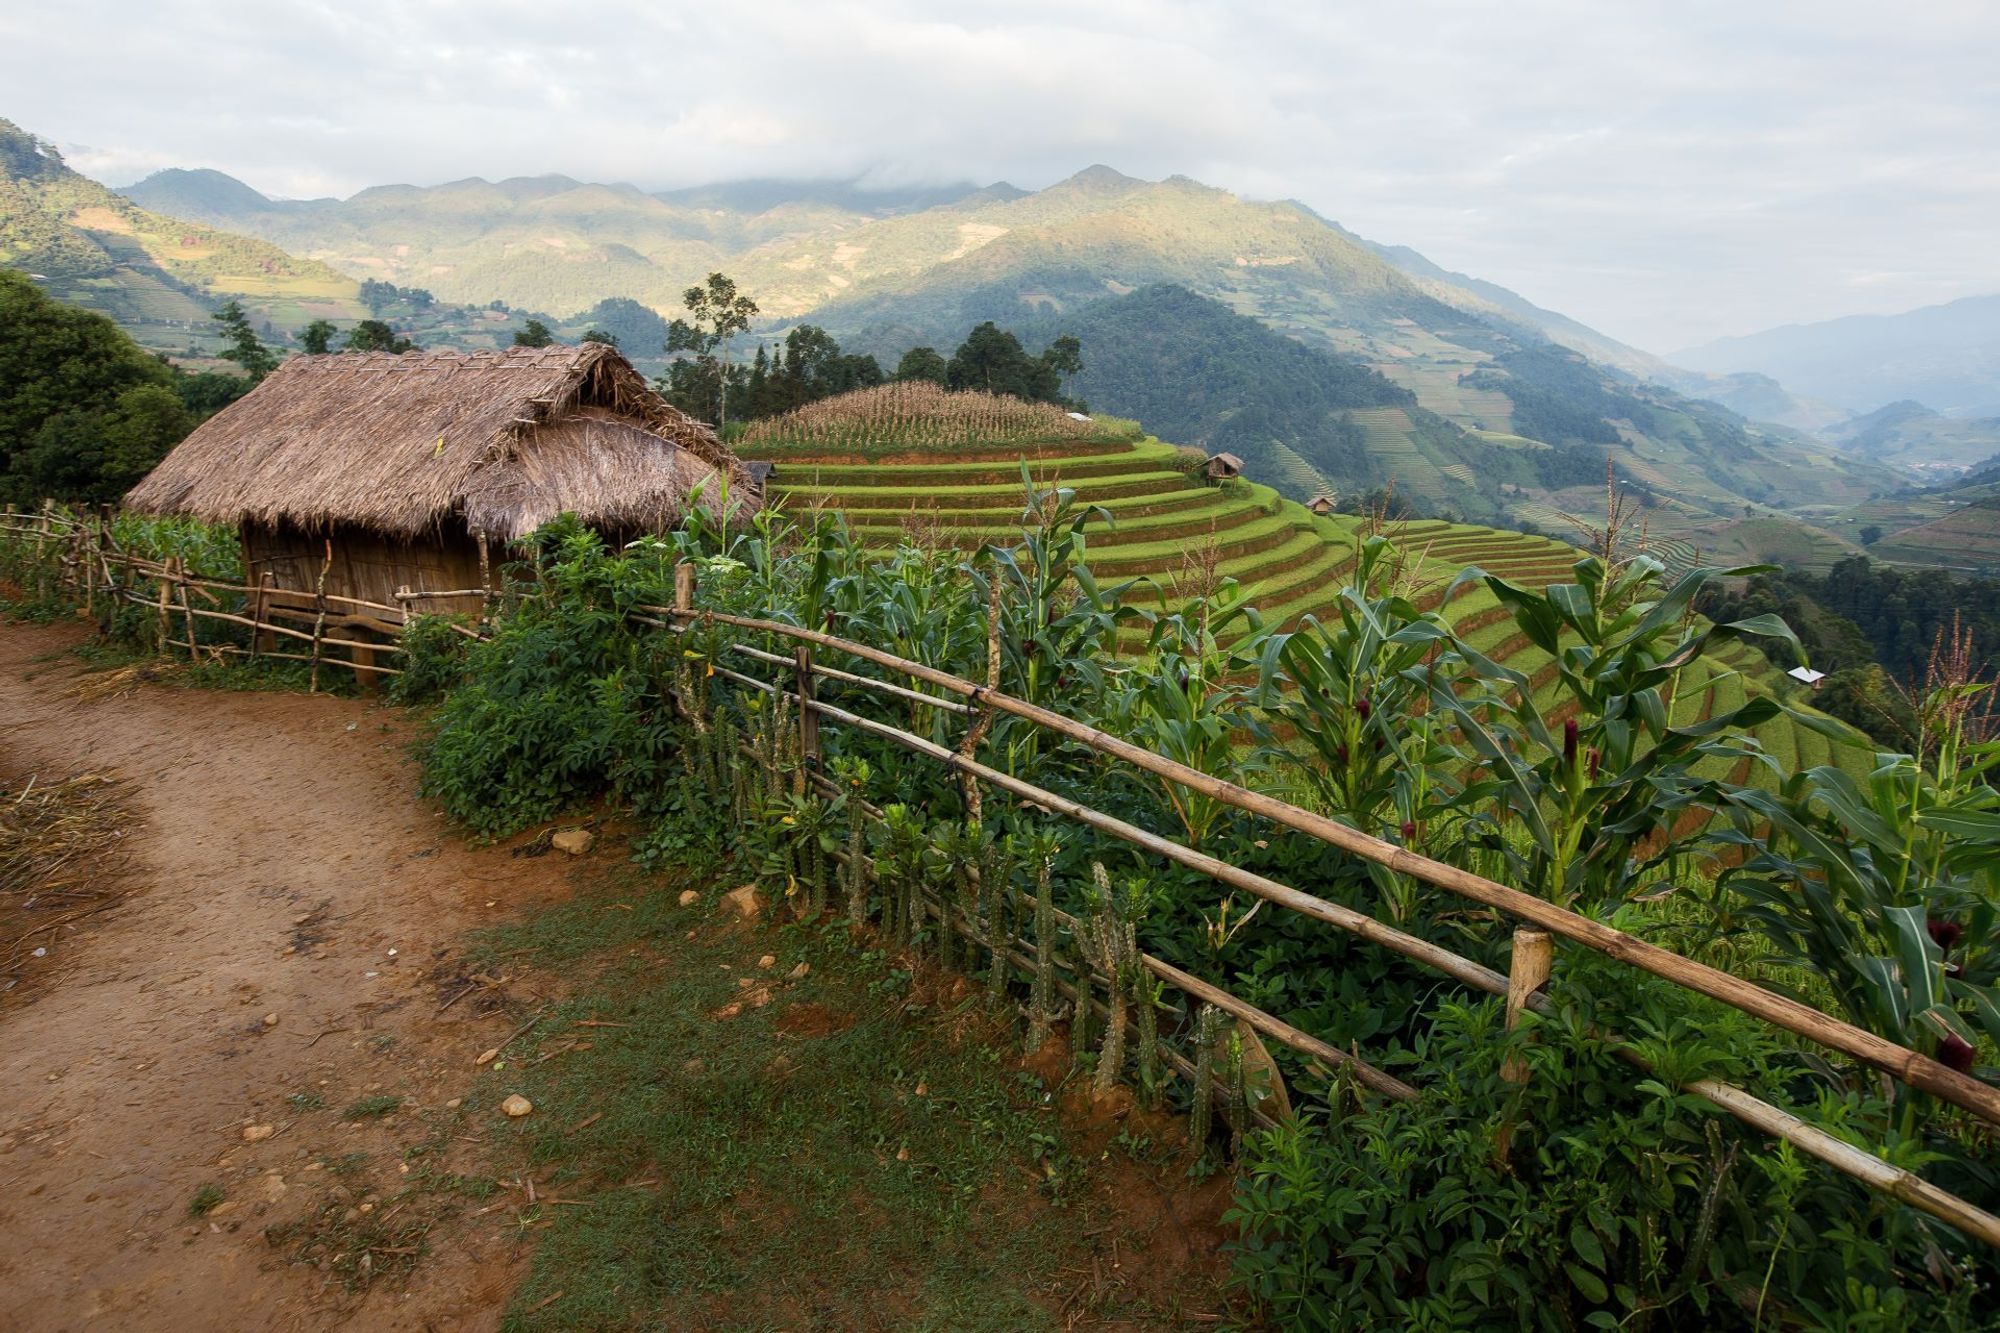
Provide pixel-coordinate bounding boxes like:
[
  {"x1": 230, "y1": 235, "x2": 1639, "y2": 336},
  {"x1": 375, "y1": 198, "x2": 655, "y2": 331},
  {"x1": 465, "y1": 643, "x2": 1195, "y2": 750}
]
[
  {"x1": 871, "y1": 803, "x2": 930, "y2": 948},
  {"x1": 1717, "y1": 695, "x2": 2000, "y2": 1124},
  {"x1": 1427, "y1": 552, "x2": 1800, "y2": 913},
  {"x1": 1249, "y1": 535, "x2": 1454, "y2": 838},
  {"x1": 1111, "y1": 574, "x2": 1267, "y2": 851},
  {"x1": 979, "y1": 469, "x2": 1137, "y2": 772},
  {"x1": 737, "y1": 381, "x2": 1118, "y2": 453}
]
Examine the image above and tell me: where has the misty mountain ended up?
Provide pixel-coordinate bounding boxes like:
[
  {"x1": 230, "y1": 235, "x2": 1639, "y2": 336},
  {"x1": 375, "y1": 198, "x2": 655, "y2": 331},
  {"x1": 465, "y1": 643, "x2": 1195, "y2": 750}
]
[
  {"x1": 88, "y1": 149, "x2": 1903, "y2": 527},
  {"x1": 1821, "y1": 399, "x2": 2000, "y2": 478},
  {"x1": 1673, "y1": 294, "x2": 2000, "y2": 416}
]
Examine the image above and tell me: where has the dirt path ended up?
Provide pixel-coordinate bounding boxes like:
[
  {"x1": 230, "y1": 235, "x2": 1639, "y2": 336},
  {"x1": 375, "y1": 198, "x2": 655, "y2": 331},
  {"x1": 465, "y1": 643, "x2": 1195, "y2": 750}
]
[{"x1": 0, "y1": 621, "x2": 578, "y2": 1331}]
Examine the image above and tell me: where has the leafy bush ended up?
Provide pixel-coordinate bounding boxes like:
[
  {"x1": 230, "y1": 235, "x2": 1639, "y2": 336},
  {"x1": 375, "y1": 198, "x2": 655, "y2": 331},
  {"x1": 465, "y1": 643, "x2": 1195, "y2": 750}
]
[
  {"x1": 388, "y1": 614, "x2": 474, "y2": 705},
  {"x1": 416, "y1": 519, "x2": 681, "y2": 836}
]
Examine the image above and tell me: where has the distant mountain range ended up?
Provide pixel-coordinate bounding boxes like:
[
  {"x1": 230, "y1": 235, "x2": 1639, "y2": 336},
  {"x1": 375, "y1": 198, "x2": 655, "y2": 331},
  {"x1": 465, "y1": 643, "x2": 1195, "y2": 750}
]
[
  {"x1": 1, "y1": 112, "x2": 1921, "y2": 547},
  {"x1": 0, "y1": 117, "x2": 361, "y2": 343},
  {"x1": 1674, "y1": 295, "x2": 2000, "y2": 418}
]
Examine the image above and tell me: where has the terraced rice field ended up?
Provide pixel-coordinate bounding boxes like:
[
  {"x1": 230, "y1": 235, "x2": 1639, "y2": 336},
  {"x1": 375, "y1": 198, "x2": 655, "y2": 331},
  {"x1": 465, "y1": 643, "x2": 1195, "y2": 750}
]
[{"x1": 740, "y1": 428, "x2": 1874, "y2": 783}]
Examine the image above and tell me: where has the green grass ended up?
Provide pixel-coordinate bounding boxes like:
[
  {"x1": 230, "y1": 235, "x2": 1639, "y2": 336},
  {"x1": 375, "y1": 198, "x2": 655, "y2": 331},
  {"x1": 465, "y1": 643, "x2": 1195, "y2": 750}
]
[
  {"x1": 343, "y1": 1095, "x2": 403, "y2": 1120},
  {"x1": 464, "y1": 871, "x2": 1219, "y2": 1331}
]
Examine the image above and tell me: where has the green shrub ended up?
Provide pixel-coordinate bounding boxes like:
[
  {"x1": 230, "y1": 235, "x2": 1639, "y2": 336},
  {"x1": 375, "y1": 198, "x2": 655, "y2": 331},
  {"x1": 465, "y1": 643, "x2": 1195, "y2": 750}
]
[{"x1": 388, "y1": 613, "x2": 474, "y2": 705}]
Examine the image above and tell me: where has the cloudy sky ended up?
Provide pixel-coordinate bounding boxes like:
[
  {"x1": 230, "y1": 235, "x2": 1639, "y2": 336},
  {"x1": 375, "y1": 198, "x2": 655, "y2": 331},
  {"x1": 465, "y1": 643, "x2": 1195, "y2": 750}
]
[{"x1": 6, "y1": 0, "x2": 1994, "y2": 351}]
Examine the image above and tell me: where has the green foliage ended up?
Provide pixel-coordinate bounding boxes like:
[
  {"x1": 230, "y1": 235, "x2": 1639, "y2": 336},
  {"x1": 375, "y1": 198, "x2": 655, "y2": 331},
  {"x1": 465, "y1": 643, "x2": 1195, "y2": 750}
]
[
  {"x1": 417, "y1": 519, "x2": 680, "y2": 836},
  {"x1": 343, "y1": 319, "x2": 416, "y2": 354},
  {"x1": 894, "y1": 344, "x2": 949, "y2": 384},
  {"x1": 944, "y1": 321, "x2": 1076, "y2": 406},
  {"x1": 388, "y1": 614, "x2": 474, "y2": 705},
  {"x1": 211, "y1": 300, "x2": 276, "y2": 379},
  {"x1": 664, "y1": 272, "x2": 758, "y2": 427},
  {"x1": 511, "y1": 318, "x2": 556, "y2": 348},
  {"x1": 0, "y1": 268, "x2": 182, "y2": 503},
  {"x1": 298, "y1": 318, "x2": 336, "y2": 355},
  {"x1": 9, "y1": 383, "x2": 193, "y2": 505},
  {"x1": 1225, "y1": 962, "x2": 1989, "y2": 1331}
]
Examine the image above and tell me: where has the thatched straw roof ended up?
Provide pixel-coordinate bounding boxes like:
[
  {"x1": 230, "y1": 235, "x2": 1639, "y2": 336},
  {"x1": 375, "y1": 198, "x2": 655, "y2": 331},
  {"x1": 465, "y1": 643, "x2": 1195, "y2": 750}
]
[{"x1": 127, "y1": 343, "x2": 754, "y2": 541}]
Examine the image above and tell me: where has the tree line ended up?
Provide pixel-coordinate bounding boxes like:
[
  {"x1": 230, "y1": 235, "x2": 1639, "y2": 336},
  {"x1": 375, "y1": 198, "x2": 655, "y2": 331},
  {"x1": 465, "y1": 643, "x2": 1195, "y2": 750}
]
[
  {"x1": 1699, "y1": 553, "x2": 2000, "y2": 747},
  {"x1": 654, "y1": 271, "x2": 1082, "y2": 430}
]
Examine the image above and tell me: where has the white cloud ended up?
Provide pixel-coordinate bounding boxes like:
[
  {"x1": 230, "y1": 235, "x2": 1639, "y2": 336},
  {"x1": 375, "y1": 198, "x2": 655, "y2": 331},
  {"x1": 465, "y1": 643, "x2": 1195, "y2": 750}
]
[{"x1": 1, "y1": 0, "x2": 1995, "y2": 349}]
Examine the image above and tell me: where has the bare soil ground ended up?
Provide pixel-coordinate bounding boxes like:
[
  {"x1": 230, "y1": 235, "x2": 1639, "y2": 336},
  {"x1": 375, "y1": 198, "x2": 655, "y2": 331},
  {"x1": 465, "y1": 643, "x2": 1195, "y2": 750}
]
[
  {"x1": 0, "y1": 618, "x2": 1234, "y2": 1330},
  {"x1": 0, "y1": 619, "x2": 577, "y2": 1331}
]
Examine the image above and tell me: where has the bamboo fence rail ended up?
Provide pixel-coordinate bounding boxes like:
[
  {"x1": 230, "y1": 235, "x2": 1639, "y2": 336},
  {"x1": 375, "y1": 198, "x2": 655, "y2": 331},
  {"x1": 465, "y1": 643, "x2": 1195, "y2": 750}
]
[{"x1": 5, "y1": 509, "x2": 1998, "y2": 1247}]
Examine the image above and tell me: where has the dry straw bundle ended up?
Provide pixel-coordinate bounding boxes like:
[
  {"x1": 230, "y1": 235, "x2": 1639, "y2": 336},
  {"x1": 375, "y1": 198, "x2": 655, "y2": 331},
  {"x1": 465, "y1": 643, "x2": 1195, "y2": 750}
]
[{"x1": 739, "y1": 382, "x2": 1105, "y2": 452}]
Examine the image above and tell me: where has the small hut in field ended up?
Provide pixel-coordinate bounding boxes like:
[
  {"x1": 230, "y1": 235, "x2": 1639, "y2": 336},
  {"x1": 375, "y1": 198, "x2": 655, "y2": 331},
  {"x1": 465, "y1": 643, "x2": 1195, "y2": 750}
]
[
  {"x1": 1204, "y1": 452, "x2": 1244, "y2": 482},
  {"x1": 1306, "y1": 493, "x2": 1336, "y2": 517},
  {"x1": 126, "y1": 344, "x2": 754, "y2": 615}
]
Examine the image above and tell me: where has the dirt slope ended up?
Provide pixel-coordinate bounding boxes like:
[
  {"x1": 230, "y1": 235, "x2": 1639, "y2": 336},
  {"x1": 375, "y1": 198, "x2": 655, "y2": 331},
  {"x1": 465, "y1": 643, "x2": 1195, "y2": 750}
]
[{"x1": 0, "y1": 621, "x2": 573, "y2": 1331}]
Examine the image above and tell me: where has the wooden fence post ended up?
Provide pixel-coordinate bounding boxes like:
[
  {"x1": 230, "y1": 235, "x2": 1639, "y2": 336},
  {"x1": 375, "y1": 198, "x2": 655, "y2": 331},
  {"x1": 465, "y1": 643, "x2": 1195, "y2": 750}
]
[
  {"x1": 674, "y1": 561, "x2": 696, "y2": 618},
  {"x1": 154, "y1": 561, "x2": 171, "y2": 656},
  {"x1": 78, "y1": 526, "x2": 93, "y2": 615},
  {"x1": 249, "y1": 571, "x2": 272, "y2": 661},
  {"x1": 176, "y1": 559, "x2": 201, "y2": 664},
  {"x1": 476, "y1": 533, "x2": 493, "y2": 625},
  {"x1": 795, "y1": 645, "x2": 819, "y2": 771},
  {"x1": 1495, "y1": 927, "x2": 1554, "y2": 1161},
  {"x1": 308, "y1": 539, "x2": 332, "y2": 694}
]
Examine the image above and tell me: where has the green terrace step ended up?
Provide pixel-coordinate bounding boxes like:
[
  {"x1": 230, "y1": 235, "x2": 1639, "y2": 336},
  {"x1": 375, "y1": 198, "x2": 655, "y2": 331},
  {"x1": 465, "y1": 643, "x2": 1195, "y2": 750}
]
[
  {"x1": 847, "y1": 501, "x2": 1282, "y2": 553},
  {"x1": 761, "y1": 442, "x2": 1180, "y2": 489},
  {"x1": 832, "y1": 491, "x2": 1260, "y2": 535},
  {"x1": 825, "y1": 485, "x2": 1238, "y2": 524},
  {"x1": 1111, "y1": 526, "x2": 1343, "y2": 601},
  {"x1": 776, "y1": 471, "x2": 1197, "y2": 505},
  {"x1": 738, "y1": 436, "x2": 1129, "y2": 466}
]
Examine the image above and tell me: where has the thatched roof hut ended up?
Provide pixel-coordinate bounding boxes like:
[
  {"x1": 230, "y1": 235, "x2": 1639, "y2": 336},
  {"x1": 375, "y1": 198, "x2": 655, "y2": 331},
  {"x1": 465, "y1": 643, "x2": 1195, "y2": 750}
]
[
  {"x1": 1204, "y1": 452, "x2": 1245, "y2": 481},
  {"x1": 127, "y1": 344, "x2": 753, "y2": 614}
]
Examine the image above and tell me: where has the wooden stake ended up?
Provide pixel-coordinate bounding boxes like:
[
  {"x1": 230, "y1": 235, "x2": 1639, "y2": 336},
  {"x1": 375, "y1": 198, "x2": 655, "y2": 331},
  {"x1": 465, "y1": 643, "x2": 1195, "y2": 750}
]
[
  {"x1": 1495, "y1": 928, "x2": 1553, "y2": 1162},
  {"x1": 176, "y1": 559, "x2": 200, "y2": 664},
  {"x1": 674, "y1": 561, "x2": 696, "y2": 617},
  {"x1": 1501, "y1": 928, "x2": 1553, "y2": 1082},
  {"x1": 250, "y1": 572, "x2": 272, "y2": 660},
  {"x1": 154, "y1": 563, "x2": 171, "y2": 655},
  {"x1": 794, "y1": 646, "x2": 818, "y2": 770},
  {"x1": 308, "y1": 539, "x2": 333, "y2": 695}
]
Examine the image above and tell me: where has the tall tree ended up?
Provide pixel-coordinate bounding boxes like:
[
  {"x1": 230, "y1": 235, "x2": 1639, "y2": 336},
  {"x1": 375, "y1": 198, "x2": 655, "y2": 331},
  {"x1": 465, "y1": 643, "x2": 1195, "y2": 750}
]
[
  {"x1": 894, "y1": 346, "x2": 948, "y2": 385},
  {"x1": 945, "y1": 322, "x2": 1065, "y2": 404},
  {"x1": 513, "y1": 319, "x2": 557, "y2": 348},
  {"x1": 666, "y1": 273, "x2": 758, "y2": 429},
  {"x1": 358, "y1": 279, "x2": 399, "y2": 316},
  {"x1": 580, "y1": 328, "x2": 618, "y2": 348},
  {"x1": 298, "y1": 319, "x2": 337, "y2": 355},
  {"x1": 1044, "y1": 334, "x2": 1083, "y2": 400},
  {"x1": 344, "y1": 320, "x2": 416, "y2": 354},
  {"x1": 212, "y1": 301, "x2": 277, "y2": 380}
]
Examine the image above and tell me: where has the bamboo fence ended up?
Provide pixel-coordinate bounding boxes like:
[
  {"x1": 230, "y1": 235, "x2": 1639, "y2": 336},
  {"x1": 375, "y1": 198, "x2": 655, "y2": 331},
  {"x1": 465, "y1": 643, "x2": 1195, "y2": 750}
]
[
  {"x1": 5, "y1": 507, "x2": 1999, "y2": 1248},
  {"x1": 0, "y1": 507, "x2": 486, "y2": 689}
]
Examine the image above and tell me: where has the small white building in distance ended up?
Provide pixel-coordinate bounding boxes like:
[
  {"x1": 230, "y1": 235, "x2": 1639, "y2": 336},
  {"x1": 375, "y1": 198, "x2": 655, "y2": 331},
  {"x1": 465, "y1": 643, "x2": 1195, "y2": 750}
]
[{"x1": 1787, "y1": 666, "x2": 1828, "y2": 690}]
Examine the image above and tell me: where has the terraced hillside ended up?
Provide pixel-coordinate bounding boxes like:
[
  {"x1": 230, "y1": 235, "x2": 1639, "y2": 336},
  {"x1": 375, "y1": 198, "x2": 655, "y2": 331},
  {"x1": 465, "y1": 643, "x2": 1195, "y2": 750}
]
[{"x1": 738, "y1": 387, "x2": 1876, "y2": 783}]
